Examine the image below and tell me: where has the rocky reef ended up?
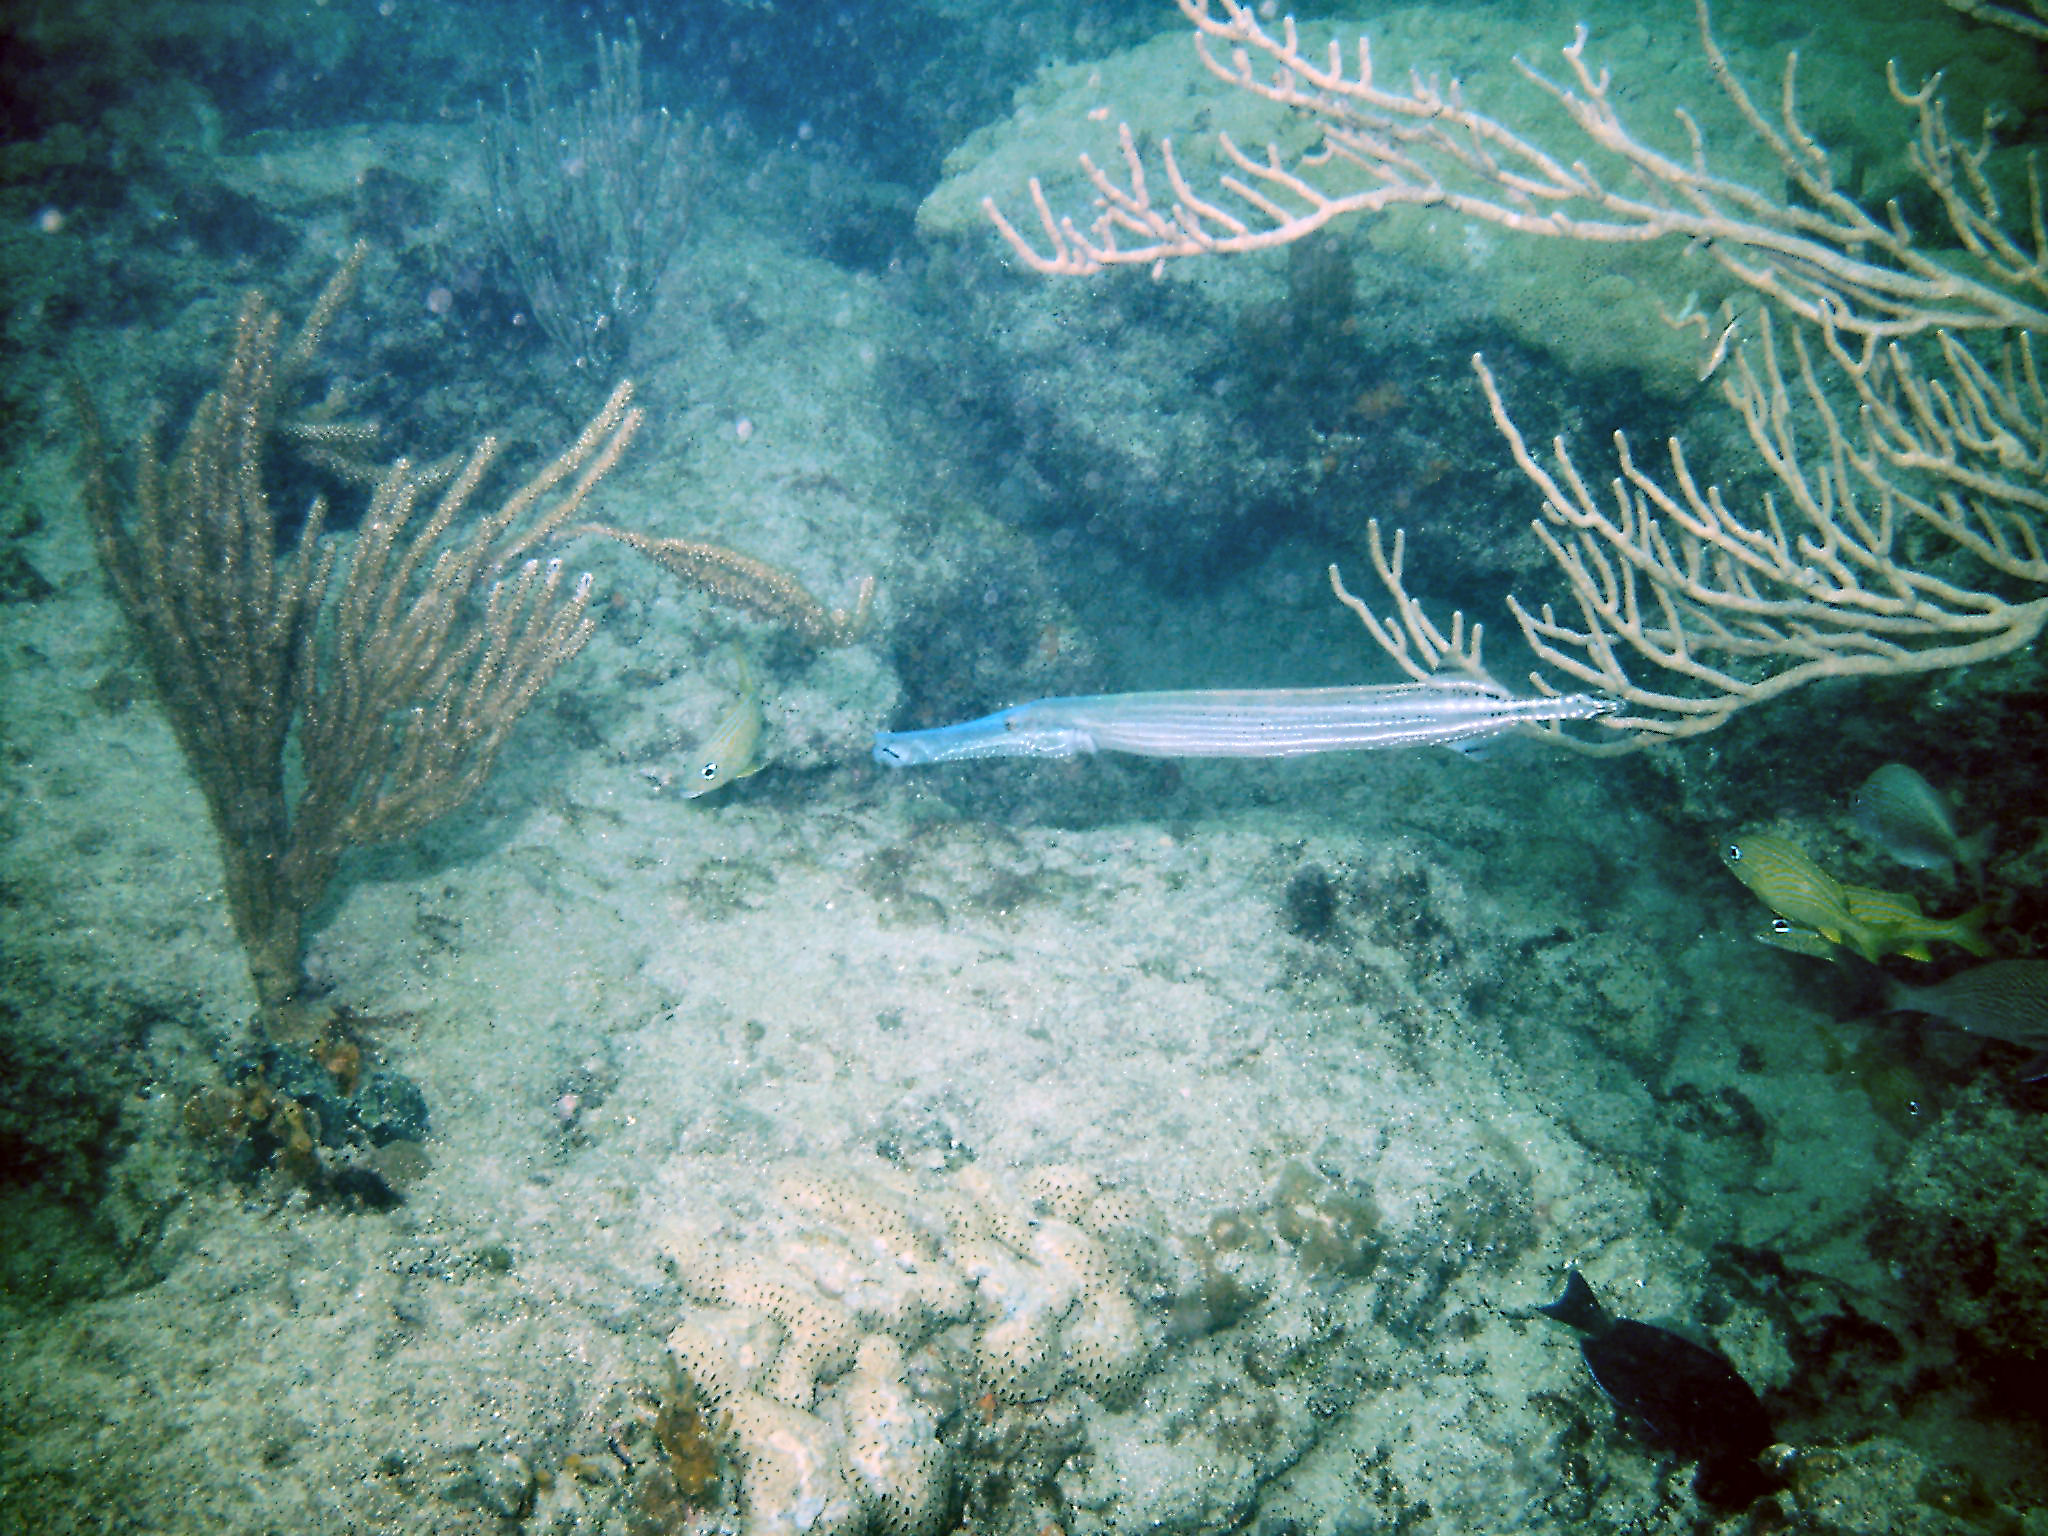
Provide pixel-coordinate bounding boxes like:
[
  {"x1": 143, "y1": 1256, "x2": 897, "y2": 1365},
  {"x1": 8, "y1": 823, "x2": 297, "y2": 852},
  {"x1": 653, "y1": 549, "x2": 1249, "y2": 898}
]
[
  {"x1": 1879, "y1": 1084, "x2": 2048, "y2": 1415},
  {"x1": 651, "y1": 1153, "x2": 1434, "y2": 1536}
]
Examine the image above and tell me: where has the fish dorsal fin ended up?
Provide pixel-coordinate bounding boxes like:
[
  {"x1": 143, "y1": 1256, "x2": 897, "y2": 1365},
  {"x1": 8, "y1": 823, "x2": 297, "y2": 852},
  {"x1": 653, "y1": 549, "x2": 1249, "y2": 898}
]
[{"x1": 1536, "y1": 1268, "x2": 1613, "y2": 1335}]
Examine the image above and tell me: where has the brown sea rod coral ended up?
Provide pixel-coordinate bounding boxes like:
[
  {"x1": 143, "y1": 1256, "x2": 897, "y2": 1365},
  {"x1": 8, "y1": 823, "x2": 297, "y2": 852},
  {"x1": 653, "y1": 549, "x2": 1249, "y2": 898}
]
[{"x1": 75, "y1": 246, "x2": 642, "y2": 1014}]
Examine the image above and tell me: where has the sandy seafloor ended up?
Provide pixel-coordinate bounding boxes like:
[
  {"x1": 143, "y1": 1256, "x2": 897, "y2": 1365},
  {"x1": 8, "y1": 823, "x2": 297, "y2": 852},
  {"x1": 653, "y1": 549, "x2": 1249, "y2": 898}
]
[{"x1": 4, "y1": 8, "x2": 2048, "y2": 1534}]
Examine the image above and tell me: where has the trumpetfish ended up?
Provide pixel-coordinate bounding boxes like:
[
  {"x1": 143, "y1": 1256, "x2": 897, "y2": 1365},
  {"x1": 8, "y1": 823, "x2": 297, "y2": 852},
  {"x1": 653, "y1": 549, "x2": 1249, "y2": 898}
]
[{"x1": 872, "y1": 680, "x2": 1614, "y2": 766}]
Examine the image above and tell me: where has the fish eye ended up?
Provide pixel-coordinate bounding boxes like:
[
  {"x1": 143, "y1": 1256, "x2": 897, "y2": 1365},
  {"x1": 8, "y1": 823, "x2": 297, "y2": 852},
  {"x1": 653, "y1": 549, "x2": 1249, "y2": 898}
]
[
  {"x1": 1725, "y1": 843, "x2": 1743, "y2": 861},
  {"x1": 700, "y1": 763, "x2": 719, "y2": 781},
  {"x1": 1770, "y1": 918, "x2": 1793, "y2": 934}
]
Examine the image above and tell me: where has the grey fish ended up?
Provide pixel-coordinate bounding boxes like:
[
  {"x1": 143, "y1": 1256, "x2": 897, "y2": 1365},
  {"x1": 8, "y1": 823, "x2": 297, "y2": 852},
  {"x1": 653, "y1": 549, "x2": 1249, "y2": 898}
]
[
  {"x1": 1852, "y1": 764, "x2": 1989, "y2": 885},
  {"x1": 1885, "y1": 959, "x2": 2048, "y2": 1081},
  {"x1": 1535, "y1": 1269, "x2": 1775, "y2": 1508}
]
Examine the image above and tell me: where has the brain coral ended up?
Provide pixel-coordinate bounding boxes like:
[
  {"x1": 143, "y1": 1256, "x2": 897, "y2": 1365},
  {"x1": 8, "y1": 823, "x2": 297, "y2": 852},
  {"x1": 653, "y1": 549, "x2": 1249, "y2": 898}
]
[{"x1": 661, "y1": 1158, "x2": 1159, "y2": 1536}]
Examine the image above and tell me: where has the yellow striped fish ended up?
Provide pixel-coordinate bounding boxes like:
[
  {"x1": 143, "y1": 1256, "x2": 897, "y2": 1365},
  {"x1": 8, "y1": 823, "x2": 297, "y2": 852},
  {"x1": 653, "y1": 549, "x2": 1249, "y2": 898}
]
[
  {"x1": 1841, "y1": 885, "x2": 1993, "y2": 963},
  {"x1": 1738, "y1": 848, "x2": 1994, "y2": 964},
  {"x1": 1720, "y1": 833, "x2": 1869, "y2": 951},
  {"x1": 683, "y1": 652, "x2": 766, "y2": 799}
]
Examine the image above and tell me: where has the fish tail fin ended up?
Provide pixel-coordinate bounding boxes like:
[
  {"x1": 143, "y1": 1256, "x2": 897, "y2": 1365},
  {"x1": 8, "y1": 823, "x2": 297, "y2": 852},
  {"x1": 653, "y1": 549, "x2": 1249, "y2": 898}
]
[
  {"x1": 1958, "y1": 828, "x2": 1994, "y2": 895},
  {"x1": 729, "y1": 645, "x2": 758, "y2": 694},
  {"x1": 1841, "y1": 920, "x2": 1886, "y2": 966},
  {"x1": 1535, "y1": 1268, "x2": 1611, "y2": 1334},
  {"x1": 1950, "y1": 904, "x2": 1995, "y2": 958},
  {"x1": 1881, "y1": 975, "x2": 1923, "y2": 1017}
]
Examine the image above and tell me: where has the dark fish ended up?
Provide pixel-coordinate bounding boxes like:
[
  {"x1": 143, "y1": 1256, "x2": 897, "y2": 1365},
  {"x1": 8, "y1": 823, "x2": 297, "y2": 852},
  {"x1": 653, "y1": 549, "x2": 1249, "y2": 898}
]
[
  {"x1": 1886, "y1": 959, "x2": 2048, "y2": 1080},
  {"x1": 1536, "y1": 1269, "x2": 1775, "y2": 1508}
]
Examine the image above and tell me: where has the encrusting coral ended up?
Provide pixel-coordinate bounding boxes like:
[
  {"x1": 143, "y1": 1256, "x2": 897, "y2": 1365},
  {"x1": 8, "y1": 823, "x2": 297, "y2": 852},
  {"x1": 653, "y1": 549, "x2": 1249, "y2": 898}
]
[{"x1": 660, "y1": 1159, "x2": 1158, "y2": 1536}]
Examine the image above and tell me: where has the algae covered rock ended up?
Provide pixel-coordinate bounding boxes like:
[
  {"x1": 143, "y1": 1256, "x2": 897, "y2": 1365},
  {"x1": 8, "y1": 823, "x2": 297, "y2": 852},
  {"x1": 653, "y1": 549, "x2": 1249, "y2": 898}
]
[{"x1": 1878, "y1": 1084, "x2": 2048, "y2": 1383}]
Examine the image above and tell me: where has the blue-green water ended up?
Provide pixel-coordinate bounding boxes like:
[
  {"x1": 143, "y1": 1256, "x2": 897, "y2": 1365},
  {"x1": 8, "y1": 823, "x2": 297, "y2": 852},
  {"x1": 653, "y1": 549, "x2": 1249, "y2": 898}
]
[{"x1": 1, "y1": 1, "x2": 2043, "y2": 1531}]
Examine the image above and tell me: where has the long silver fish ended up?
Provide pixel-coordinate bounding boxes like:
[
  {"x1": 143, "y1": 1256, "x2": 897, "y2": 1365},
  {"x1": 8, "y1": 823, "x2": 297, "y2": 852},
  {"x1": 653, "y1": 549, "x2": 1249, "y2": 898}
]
[{"x1": 873, "y1": 681, "x2": 1614, "y2": 766}]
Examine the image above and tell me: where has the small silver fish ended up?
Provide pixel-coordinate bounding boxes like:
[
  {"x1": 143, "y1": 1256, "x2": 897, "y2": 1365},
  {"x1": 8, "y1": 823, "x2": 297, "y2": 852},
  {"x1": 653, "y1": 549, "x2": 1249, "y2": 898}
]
[
  {"x1": 1852, "y1": 764, "x2": 1990, "y2": 885},
  {"x1": 1886, "y1": 959, "x2": 2048, "y2": 1080},
  {"x1": 1756, "y1": 917, "x2": 1840, "y2": 962},
  {"x1": 684, "y1": 652, "x2": 765, "y2": 799}
]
